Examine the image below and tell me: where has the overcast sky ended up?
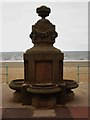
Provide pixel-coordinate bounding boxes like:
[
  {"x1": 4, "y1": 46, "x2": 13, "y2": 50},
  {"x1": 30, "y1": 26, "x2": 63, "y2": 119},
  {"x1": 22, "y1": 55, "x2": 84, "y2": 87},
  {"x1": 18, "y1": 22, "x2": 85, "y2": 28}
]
[{"x1": 0, "y1": 2, "x2": 88, "y2": 52}]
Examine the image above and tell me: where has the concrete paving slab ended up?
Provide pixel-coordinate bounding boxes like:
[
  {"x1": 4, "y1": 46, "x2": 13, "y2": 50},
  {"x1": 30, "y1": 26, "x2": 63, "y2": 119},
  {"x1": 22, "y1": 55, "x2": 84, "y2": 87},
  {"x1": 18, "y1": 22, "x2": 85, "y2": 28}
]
[
  {"x1": 2, "y1": 83, "x2": 22, "y2": 108},
  {"x1": 1, "y1": 82, "x2": 88, "y2": 108},
  {"x1": 0, "y1": 82, "x2": 89, "y2": 119},
  {"x1": 54, "y1": 106, "x2": 72, "y2": 118},
  {"x1": 68, "y1": 107, "x2": 88, "y2": 118},
  {"x1": 2, "y1": 108, "x2": 33, "y2": 118},
  {"x1": 66, "y1": 82, "x2": 88, "y2": 107},
  {"x1": 33, "y1": 109, "x2": 55, "y2": 117}
]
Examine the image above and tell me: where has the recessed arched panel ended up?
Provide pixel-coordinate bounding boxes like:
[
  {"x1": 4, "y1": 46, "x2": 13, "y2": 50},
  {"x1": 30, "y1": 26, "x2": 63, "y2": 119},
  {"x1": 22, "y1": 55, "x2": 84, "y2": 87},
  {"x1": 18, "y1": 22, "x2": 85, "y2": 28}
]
[{"x1": 35, "y1": 61, "x2": 52, "y2": 83}]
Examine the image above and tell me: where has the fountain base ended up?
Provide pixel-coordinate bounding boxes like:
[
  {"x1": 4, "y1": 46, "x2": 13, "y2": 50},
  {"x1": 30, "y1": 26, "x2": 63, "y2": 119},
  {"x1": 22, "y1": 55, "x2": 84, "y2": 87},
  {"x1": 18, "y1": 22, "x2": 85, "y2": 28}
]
[{"x1": 9, "y1": 79, "x2": 78, "y2": 107}]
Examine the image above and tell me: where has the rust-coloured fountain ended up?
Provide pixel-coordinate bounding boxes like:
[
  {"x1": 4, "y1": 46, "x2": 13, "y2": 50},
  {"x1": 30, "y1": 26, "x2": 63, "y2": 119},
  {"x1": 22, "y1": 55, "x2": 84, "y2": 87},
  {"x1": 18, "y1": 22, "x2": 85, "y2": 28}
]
[{"x1": 9, "y1": 5, "x2": 78, "y2": 108}]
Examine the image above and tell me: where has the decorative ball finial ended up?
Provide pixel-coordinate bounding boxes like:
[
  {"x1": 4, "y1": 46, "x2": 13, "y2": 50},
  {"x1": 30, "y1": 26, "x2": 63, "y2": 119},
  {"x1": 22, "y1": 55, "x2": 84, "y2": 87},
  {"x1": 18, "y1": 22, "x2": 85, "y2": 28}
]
[{"x1": 36, "y1": 5, "x2": 51, "y2": 19}]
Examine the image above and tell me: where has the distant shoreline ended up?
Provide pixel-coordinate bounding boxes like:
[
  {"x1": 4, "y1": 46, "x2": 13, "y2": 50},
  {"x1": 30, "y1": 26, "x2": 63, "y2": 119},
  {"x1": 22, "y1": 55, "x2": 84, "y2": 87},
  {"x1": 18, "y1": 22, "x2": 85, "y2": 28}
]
[
  {"x1": 0, "y1": 59, "x2": 89, "y2": 62},
  {"x1": 0, "y1": 51, "x2": 88, "y2": 61},
  {"x1": 1, "y1": 60, "x2": 89, "y2": 68}
]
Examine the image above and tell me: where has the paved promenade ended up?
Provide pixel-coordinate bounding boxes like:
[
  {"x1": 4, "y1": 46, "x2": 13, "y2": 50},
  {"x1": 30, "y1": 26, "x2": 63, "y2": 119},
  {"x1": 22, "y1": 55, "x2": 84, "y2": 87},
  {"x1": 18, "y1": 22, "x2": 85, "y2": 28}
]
[{"x1": 0, "y1": 82, "x2": 89, "y2": 119}]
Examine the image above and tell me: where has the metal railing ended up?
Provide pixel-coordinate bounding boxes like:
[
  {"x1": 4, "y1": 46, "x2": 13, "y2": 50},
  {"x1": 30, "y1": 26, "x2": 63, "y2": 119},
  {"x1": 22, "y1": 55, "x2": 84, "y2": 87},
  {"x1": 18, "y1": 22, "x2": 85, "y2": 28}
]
[
  {"x1": 1, "y1": 64, "x2": 8, "y2": 84},
  {"x1": 1, "y1": 63, "x2": 89, "y2": 84},
  {"x1": 1, "y1": 63, "x2": 24, "y2": 84},
  {"x1": 76, "y1": 65, "x2": 89, "y2": 83}
]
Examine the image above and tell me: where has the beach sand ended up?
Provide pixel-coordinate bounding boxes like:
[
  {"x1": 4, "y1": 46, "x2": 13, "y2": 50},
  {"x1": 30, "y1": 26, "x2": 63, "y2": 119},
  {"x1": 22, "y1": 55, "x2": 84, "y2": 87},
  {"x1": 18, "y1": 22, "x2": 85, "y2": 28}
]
[{"x1": 1, "y1": 61, "x2": 89, "y2": 83}]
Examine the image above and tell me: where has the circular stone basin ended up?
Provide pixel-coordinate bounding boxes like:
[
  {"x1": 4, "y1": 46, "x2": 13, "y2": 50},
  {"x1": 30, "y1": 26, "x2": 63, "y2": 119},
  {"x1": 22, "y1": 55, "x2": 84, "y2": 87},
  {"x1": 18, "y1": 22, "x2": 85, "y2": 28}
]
[
  {"x1": 9, "y1": 79, "x2": 24, "y2": 91},
  {"x1": 27, "y1": 84, "x2": 61, "y2": 94},
  {"x1": 30, "y1": 83, "x2": 58, "y2": 88},
  {"x1": 63, "y1": 79, "x2": 79, "y2": 89},
  {"x1": 9, "y1": 79, "x2": 78, "y2": 92}
]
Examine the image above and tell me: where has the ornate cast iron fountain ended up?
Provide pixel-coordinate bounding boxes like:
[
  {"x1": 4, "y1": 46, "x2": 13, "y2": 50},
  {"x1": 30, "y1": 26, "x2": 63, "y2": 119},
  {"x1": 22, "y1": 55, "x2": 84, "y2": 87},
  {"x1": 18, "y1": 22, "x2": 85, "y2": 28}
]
[{"x1": 9, "y1": 5, "x2": 78, "y2": 108}]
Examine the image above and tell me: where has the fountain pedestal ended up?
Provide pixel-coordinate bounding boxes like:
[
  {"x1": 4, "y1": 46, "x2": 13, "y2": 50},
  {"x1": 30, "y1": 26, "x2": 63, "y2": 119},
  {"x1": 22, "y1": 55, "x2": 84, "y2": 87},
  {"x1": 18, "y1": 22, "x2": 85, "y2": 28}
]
[{"x1": 23, "y1": 6, "x2": 64, "y2": 107}]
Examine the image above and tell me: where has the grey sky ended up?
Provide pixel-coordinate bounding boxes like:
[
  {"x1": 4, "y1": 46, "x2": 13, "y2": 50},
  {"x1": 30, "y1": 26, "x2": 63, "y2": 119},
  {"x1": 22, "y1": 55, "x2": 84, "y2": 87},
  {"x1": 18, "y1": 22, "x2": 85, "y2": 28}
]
[{"x1": 1, "y1": 2, "x2": 88, "y2": 52}]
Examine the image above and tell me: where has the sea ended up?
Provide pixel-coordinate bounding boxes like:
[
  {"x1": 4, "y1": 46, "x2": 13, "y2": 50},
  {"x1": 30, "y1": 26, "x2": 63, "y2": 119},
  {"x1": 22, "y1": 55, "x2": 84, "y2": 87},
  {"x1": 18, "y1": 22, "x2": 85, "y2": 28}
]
[{"x1": 0, "y1": 51, "x2": 88, "y2": 62}]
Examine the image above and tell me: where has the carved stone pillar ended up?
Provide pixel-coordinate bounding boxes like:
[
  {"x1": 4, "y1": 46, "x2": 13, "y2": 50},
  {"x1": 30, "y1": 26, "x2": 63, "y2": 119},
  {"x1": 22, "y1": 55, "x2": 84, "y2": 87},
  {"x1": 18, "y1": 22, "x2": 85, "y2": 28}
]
[{"x1": 24, "y1": 6, "x2": 64, "y2": 85}]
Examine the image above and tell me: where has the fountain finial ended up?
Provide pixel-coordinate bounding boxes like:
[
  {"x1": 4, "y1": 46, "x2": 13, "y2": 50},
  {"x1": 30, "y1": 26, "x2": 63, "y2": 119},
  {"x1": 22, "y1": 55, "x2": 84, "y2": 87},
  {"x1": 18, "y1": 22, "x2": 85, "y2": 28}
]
[{"x1": 36, "y1": 5, "x2": 51, "y2": 19}]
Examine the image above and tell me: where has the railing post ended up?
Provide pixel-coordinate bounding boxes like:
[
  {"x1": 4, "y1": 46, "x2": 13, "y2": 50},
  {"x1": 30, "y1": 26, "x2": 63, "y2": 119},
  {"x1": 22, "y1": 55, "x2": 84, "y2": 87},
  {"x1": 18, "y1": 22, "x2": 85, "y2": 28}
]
[
  {"x1": 77, "y1": 65, "x2": 79, "y2": 83},
  {"x1": 6, "y1": 64, "x2": 8, "y2": 84}
]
